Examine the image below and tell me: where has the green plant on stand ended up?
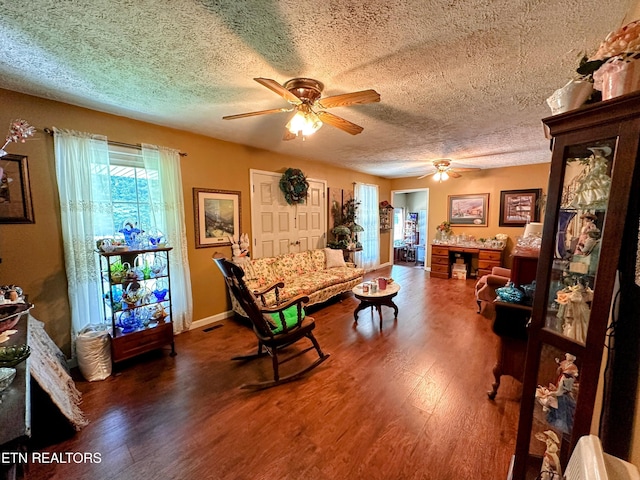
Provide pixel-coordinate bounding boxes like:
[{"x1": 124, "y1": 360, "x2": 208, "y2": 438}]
[{"x1": 328, "y1": 197, "x2": 361, "y2": 249}]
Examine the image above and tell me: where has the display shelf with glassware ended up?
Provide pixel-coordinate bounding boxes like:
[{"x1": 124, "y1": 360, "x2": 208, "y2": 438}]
[
  {"x1": 510, "y1": 92, "x2": 640, "y2": 480},
  {"x1": 403, "y1": 213, "x2": 417, "y2": 247},
  {"x1": 402, "y1": 213, "x2": 418, "y2": 261},
  {"x1": 379, "y1": 201, "x2": 394, "y2": 231},
  {"x1": 98, "y1": 247, "x2": 175, "y2": 363}
]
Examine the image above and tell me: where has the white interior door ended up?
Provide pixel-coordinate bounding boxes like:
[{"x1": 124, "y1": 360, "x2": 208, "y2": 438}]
[{"x1": 250, "y1": 170, "x2": 327, "y2": 258}]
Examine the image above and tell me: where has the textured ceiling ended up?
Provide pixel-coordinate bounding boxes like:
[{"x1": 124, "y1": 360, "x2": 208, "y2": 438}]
[{"x1": 0, "y1": 0, "x2": 635, "y2": 178}]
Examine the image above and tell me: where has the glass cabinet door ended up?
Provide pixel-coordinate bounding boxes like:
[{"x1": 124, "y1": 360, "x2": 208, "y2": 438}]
[
  {"x1": 525, "y1": 344, "x2": 582, "y2": 478},
  {"x1": 544, "y1": 138, "x2": 615, "y2": 344}
]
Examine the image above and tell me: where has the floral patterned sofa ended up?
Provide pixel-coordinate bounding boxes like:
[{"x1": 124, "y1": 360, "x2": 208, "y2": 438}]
[{"x1": 230, "y1": 248, "x2": 365, "y2": 316}]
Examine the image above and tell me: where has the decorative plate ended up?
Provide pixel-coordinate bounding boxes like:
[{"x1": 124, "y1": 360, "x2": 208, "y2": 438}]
[{"x1": 0, "y1": 344, "x2": 31, "y2": 368}]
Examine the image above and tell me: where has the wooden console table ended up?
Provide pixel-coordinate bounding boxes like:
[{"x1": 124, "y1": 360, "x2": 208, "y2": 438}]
[
  {"x1": 0, "y1": 312, "x2": 30, "y2": 480},
  {"x1": 430, "y1": 244, "x2": 505, "y2": 279}
]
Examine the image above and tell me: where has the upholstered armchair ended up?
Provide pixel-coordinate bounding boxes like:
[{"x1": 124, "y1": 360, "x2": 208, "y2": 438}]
[{"x1": 475, "y1": 266, "x2": 512, "y2": 316}]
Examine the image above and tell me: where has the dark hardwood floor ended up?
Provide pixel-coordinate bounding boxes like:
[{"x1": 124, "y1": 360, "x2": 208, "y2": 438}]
[{"x1": 28, "y1": 265, "x2": 522, "y2": 480}]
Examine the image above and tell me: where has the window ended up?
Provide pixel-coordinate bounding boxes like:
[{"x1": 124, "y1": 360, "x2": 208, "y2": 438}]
[
  {"x1": 354, "y1": 183, "x2": 380, "y2": 270},
  {"x1": 393, "y1": 207, "x2": 404, "y2": 244},
  {"x1": 105, "y1": 147, "x2": 155, "y2": 238}
]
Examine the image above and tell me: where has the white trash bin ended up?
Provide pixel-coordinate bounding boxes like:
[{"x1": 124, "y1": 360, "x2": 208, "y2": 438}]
[{"x1": 76, "y1": 325, "x2": 112, "y2": 381}]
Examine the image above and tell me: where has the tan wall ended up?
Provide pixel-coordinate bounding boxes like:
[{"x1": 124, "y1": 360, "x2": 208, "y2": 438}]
[
  {"x1": 390, "y1": 163, "x2": 551, "y2": 268},
  {"x1": 0, "y1": 88, "x2": 390, "y2": 354}
]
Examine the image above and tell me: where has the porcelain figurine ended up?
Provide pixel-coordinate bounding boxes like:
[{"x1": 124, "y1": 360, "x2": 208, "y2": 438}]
[{"x1": 546, "y1": 79, "x2": 593, "y2": 115}]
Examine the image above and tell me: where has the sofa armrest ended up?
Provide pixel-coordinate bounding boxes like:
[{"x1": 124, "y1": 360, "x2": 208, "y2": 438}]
[
  {"x1": 485, "y1": 274, "x2": 510, "y2": 287},
  {"x1": 491, "y1": 267, "x2": 511, "y2": 278}
]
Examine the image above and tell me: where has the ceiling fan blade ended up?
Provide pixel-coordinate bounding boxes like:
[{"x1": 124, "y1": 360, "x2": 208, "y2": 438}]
[
  {"x1": 254, "y1": 78, "x2": 302, "y2": 104},
  {"x1": 448, "y1": 170, "x2": 462, "y2": 178},
  {"x1": 317, "y1": 89, "x2": 381, "y2": 109},
  {"x1": 417, "y1": 172, "x2": 436, "y2": 180},
  {"x1": 222, "y1": 107, "x2": 294, "y2": 120},
  {"x1": 451, "y1": 167, "x2": 481, "y2": 172},
  {"x1": 316, "y1": 111, "x2": 364, "y2": 135}
]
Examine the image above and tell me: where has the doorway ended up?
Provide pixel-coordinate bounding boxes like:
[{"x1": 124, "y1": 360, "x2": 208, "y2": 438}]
[{"x1": 390, "y1": 188, "x2": 429, "y2": 269}]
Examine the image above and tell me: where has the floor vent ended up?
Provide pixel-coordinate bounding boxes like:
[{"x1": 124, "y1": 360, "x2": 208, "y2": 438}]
[{"x1": 203, "y1": 324, "x2": 224, "y2": 333}]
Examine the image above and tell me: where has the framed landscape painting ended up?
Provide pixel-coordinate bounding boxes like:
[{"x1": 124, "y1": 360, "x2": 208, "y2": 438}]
[
  {"x1": 499, "y1": 188, "x2": 541, "y2": 226},
  {"x1": 193, "y1": 188, "x2": 240, "y2": 248},
  {"x1": 448, "y1": 193, "x2": 489, "y2": 227}
]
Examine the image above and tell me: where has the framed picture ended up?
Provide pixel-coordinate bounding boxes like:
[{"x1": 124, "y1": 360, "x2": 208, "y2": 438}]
[
  {"x1": 448, "y1": 193, "x2": 489, "y2": 226},
  {"x1": 0, "y1": 154, "x2": 35, "y2": 224},
  {"x1": 193, "y1": 188, "x2": 241, "y2": 248},
  {"x1": 499, "y1": 188, "x2": 542, "y2": 226}
]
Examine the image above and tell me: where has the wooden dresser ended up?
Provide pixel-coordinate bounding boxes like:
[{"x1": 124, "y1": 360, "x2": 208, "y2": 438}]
[{"x1": 430, "y1": 244, "x2": 505, "y2": 279}]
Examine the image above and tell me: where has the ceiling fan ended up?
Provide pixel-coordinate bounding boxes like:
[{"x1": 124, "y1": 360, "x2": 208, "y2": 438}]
[
  {"x1": 417, "y1": 159, "x2": 481, "y2": 181},
  {"x1": 223, "y1": 77, "x2": 380, "y2": 140}
]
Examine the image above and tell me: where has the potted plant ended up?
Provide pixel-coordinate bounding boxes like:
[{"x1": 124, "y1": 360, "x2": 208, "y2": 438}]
[
  {"x1": 581, "y1": 20, "x2": 640, "y2": 101},
  {"x1": 328, "y1": 197, "x2": 361, "y2": 249}
]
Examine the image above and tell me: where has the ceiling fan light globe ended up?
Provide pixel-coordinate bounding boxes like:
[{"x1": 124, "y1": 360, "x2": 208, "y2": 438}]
[
  {"x1": 286, "y1": 111, "x2": 323, "y2": 136},
  {"x1": 432, "y1": 171, "x2": 449, "y2": 182}
]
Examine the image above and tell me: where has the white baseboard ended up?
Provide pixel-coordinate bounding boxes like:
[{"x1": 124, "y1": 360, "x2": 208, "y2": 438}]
[{"x1": 190, "y1": 310, "x2": 233, "y2": 330}]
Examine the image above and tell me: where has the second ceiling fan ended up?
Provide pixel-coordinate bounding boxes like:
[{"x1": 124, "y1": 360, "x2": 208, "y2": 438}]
[
  {"x1": 418, "y1": 159, "x2": 480, "y2": 181},
  {"x1": 223, "y1": 77, "x2": 380, "y2": 140}
]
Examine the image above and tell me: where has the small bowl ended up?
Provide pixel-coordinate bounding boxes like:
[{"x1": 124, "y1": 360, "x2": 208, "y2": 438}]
[
  {"x1": 0, "y1": 367, "x2": 16, "y2": 392},
  {"x1": 0, "y1": 344, "x2": 31, "y2": 368}
]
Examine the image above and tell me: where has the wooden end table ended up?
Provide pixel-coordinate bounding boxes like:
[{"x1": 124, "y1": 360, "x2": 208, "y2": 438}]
[
  {"x1": 487, "y1": 301, "x2": 530, "y2": 400},
  {"x1": 352, "y1": 282, "x2": 400, "y2": 330}
]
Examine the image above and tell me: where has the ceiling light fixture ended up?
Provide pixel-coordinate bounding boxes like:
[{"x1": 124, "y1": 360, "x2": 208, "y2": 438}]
[
  {"x1": 285, "y1": 105, "x2": 323, "y2": 137},
  {"x1": 433, "y1": 171, "x2": 449, "y2": 182}
]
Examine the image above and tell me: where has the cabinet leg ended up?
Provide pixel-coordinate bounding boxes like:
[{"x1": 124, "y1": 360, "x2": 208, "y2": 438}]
[{"x1": 170, "y1": 341, "x2": 176, "y2": 357}]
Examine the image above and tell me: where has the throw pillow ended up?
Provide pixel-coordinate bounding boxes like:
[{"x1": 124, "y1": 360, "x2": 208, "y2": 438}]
[
  {"x1": 324, "y1": 247, "x2": 346, "y2": 268},
  {"x1": 269, "y1": 306, "x2": 305, "y2": 333}
]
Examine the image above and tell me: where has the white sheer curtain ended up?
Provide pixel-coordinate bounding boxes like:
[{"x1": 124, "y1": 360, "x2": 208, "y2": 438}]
[
  {"x1": 141, "y1": 144, "x2": 193, "y2": 333},
  {"x1": 354, "y1": 183, "x2": 380, "y2": 270},
  {"x1": 54, "y1": 128, "x2": 113, "y2": 342},
  {"x1": 53, "y1": 130, "x2": 194, "y2": 350}
]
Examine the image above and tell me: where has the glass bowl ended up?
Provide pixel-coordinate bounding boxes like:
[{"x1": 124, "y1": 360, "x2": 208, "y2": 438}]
[
  {"x1": 0, "y1": 367, "x2": 16, "y2": 392},
  {"x1": 0, "y1": 344, "x2": 31, "y2": 368},
  {"x1": 0, "y1": 303, "x2": 33, "y2": 333},
  {"x1": 0, "y1": 302, "x2": 32, "y2": 321}
]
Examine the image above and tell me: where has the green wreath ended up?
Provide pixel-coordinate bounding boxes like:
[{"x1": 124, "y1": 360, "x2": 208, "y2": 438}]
[{"x1": 279, "y1": 168, "x2": 309, "y2": 205}]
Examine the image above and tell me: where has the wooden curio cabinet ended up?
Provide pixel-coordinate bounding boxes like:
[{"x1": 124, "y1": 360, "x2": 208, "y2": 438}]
[{"x1": 511, "y1": 92, "x2": 640, "y2": 479}]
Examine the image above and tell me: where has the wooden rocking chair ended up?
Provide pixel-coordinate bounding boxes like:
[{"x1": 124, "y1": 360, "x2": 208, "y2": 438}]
[{"x1": 213, "y1": 257, "x2": 330, "y2": 389}]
